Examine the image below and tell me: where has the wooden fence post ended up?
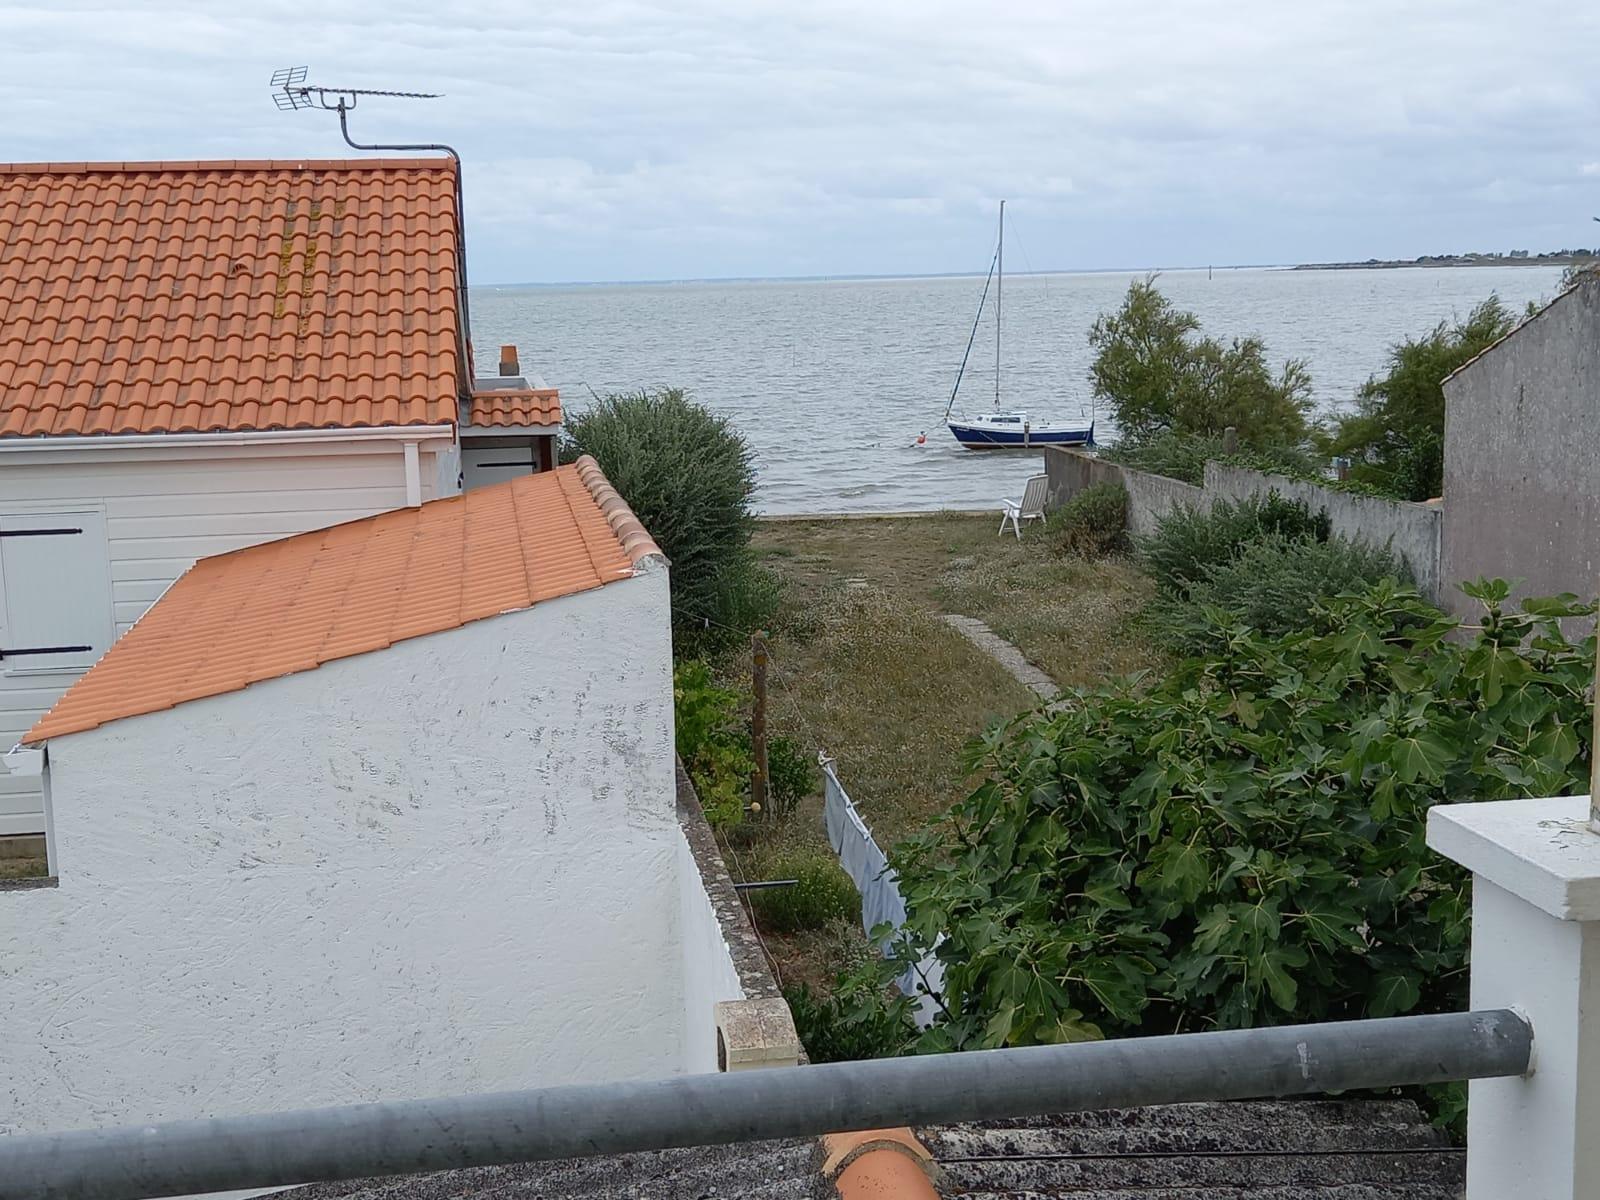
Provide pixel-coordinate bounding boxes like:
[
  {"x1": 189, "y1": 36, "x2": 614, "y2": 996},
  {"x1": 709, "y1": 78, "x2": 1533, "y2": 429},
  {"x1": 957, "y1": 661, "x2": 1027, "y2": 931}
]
[{"x1": 751, "y1": 631, "x2": 769, "y2": 817}]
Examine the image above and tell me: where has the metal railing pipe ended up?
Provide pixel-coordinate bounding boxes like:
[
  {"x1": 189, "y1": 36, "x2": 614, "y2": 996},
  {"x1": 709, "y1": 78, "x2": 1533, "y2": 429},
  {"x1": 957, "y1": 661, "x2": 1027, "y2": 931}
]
[{"x1": 2, "y1": 1009, "x2": 1531, "y2": 1200}]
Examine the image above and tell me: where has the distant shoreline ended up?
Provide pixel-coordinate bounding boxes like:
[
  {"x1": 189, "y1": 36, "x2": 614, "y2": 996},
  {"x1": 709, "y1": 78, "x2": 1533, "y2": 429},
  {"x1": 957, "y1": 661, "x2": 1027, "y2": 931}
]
[
  {"x1": 1293, "y1": 255, "x2": 1596, "y2": 272},
  {"x1": 482, "y1": 259, "x2": 1583, "y2": 288}
]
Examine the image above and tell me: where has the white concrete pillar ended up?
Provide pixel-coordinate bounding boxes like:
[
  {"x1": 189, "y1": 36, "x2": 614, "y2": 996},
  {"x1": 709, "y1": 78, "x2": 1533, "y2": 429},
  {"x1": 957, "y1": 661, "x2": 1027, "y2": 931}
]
[
  {"x1": 1428, "y1": 795, "x2": 1600, "y2": 1199},
  {"x1": 714, "y1": 998, "x2": 801, "y2": 1072}
]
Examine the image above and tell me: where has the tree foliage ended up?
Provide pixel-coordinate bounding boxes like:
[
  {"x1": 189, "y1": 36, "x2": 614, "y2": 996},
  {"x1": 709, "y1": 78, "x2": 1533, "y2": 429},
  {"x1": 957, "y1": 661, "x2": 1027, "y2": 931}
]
[
  {"x1": 1097, "y1": 430, "x2": 1323, "y2": 487},
  {"x1": 1089, "y1": 279, "x2": 1312, "y2": 450},
  {"x1": 875, "y1": 581, "x2": 1593, "y2": 1056},
  {"x1": 562, "y1": 387, "x2": 776, "y2": 653},
  {"x1": 1324, "y1": 297, "x2": 1518, "y2": 501}
]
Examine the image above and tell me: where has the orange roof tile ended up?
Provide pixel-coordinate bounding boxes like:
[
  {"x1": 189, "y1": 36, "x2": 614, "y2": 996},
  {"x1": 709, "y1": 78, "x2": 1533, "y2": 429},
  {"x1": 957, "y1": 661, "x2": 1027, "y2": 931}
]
[
  {"x1": 25, "y1": 457, "x2": 663, "y2": 743},
  {"x1": 0, "y1": 157, "x2": 463, "y2": 438},
  {"x1": 822, "y1": 1129, "x2": 940, "y2": 1199},
  {"x1": 468, "y1": 386, "x2": 562, "y2": 429}
]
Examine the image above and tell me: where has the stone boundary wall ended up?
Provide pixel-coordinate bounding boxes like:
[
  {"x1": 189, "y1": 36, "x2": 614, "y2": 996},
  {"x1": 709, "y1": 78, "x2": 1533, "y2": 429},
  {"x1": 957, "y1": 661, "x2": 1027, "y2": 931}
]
[
  {"x1": 1043, "y1": 447, "x2": 1444, "y2": 603},
  {"x1": 675, "y1": 759, "x2": 782, "y2": 1002},
  {"x1": 1041, "y1": 446, "x2": 1204, "y2": 540}
]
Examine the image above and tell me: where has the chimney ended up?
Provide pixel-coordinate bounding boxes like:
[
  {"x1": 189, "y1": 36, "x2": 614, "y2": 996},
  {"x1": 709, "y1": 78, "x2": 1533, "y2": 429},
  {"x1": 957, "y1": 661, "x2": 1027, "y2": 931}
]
[{"x1": 499, "y1": 344, "x2": 520, "y2": 377}]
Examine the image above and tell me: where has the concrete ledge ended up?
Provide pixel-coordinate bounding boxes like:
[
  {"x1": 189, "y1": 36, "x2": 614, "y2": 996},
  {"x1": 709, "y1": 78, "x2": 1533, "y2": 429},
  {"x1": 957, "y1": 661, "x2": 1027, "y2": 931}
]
[
  {"x1": 1427, "y1": 795, "x2": 1600, "y2": 920},
  {"x1": 714, "y1": 998, "x2": 801, "y2": 1072}
]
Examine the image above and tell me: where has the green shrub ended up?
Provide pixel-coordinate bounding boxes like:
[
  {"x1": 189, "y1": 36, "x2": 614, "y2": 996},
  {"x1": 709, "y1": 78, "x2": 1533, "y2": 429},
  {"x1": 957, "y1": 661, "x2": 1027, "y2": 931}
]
[
  {"x1": 674, "y1": 662, "x2": 815, "y2": 827},
  {"x1": 1140, "y1": 493, "x2": 1330, "y2": 598},
  {"x1": 748, "y1": 851, "x2": 859, "y2": 933},
  {"x1": 562, "y1": 387, "x2": 770, "y2": 655},
  {"x1": 1138, "y1": 492, "x2": 1398, "y2": 646},
  {"x1": 1152, "y1": 534, "x2": 1406, "y2": 652},
  {"x1": 674, "y1": 660, "x2": 751, "y2": 828},
  {"x1": 1046, "y1": 482, "x2": 1128, "y2": 559},
  {"x1": 766, "y1": 735, "x2": 816, "y2": 818},
  {"x1": 785, "y1": 975, "x2": 918, "y2": 1063},
  {"x1": 876, "y1": 581, "x2": 1593, "y2": 1060}
]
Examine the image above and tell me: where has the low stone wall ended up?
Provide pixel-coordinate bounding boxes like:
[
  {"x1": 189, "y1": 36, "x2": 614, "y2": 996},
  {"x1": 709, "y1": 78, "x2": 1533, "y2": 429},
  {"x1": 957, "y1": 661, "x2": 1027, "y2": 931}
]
[
  {"x1": 1042, "y1": 447, "x2": 1205, "y2": 539},
  {"x1": 1043, "y1": 447, "x2": 1444, "y2": 602},
  {"x1": 675, "y1": 759, "x2": 805, "y2": 1071}
]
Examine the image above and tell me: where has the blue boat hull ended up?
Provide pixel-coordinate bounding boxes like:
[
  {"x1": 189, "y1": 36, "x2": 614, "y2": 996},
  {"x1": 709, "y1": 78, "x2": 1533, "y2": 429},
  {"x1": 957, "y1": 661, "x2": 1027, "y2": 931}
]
[{"x1": 947, "y1": 421, "x2": 1095, "y2": 449}]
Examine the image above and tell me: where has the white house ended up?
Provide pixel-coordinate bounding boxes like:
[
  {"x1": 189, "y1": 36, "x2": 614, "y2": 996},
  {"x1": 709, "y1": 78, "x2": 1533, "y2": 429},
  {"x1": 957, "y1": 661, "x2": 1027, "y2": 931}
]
[
  {"x1": 0, "y1": 158, "x2": 561, "y2": 836},
  {"x1": 0, "y1": 459, "x2": 784, "y2": 1134}
]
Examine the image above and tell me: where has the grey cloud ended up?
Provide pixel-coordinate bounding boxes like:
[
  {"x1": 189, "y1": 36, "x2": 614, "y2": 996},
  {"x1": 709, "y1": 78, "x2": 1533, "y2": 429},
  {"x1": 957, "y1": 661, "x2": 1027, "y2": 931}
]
[{"x1": 0, "y1": 0, "x2": 1595, "y2": 280}]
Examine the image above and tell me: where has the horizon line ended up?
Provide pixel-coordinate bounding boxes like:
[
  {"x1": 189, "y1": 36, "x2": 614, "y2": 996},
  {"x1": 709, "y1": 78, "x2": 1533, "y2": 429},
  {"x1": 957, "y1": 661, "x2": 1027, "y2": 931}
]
[{"x1": 473, "y1": 263, "x2": 1298, "y2": 289}]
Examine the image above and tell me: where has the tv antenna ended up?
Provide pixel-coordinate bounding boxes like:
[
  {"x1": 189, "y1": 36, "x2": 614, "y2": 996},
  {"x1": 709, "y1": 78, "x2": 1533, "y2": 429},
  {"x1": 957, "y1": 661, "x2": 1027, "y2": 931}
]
[
  {"x1": 271, "y1": 67, "x2": 442, "y2": 114},
  {"x1": 270, "y1": 66, "x2": 473, "y2": 341}
]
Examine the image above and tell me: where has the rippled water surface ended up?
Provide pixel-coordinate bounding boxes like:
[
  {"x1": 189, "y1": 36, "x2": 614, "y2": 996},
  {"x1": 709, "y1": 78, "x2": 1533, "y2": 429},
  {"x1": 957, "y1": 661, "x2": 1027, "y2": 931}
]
[{"x1": 471, "y1": 266, "x2": 1563, "y2": 514}]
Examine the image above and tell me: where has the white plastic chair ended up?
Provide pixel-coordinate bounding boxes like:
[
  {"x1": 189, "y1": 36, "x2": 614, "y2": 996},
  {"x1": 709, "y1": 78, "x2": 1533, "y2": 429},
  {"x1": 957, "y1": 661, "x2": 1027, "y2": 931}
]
[{"x1": 999, "y1": 474, "x2": 1049, "y2": 539}]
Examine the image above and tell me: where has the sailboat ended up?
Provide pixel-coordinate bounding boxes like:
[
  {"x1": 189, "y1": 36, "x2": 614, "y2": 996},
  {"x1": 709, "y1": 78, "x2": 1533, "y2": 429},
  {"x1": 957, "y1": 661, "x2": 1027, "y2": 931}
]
[{"x1": 944, "y1": 201, "x2": 1095, "y2": 450}]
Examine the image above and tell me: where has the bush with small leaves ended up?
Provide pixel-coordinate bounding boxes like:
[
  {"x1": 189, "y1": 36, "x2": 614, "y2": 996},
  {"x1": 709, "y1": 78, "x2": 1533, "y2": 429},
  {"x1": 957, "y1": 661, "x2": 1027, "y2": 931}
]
[
  {"x1": 1140, "y1": 493, "x2": 1329, "y2": 596},
  {"x1": 674, "y1": 660, "x2": 752, "y2": 829},
  {"x1": 748, "y1": 851, "x2": 859, "y2": 933},
  {"x1": 1152, "y1": 534, "x2": 1405, "y2": 653},
  {"x1": 785, "y1": 970, "x2": 919, "y2": 1063},
  {"x1": 1138, "y1": 493, "x2": 1398, "y2": 647},
  {"x1": 562, "y1": 387, "x2": 774, "y2": 656},
  {"x1": 765, "y1": 735, "x2": 816, "y2": 818},
  {"x1": 1046, "y1": 482, "x2": 1129, "y2": 559}
]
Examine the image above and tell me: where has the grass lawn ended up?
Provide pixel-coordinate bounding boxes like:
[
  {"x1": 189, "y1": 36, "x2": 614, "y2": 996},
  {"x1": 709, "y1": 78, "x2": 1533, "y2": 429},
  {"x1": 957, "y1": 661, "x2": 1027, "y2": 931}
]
[
  {"x1": 0, "y1": 839, "x2": 49, "y2": 880},
  {"x1": 717, "y1": 512, "x2": 1162, "y2": 994}
]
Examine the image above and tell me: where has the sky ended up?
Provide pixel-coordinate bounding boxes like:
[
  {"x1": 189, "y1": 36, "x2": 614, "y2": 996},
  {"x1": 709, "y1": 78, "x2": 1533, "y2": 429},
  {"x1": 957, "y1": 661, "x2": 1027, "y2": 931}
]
[{"x1": 2, "y1": 1, "x2": 1598, "y2": 284}]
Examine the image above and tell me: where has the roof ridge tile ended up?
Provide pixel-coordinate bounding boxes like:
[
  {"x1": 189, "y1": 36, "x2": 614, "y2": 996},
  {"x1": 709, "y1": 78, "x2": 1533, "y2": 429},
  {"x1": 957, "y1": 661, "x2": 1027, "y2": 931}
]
[{"x1": 573, "y1": 454, "x2": 665, "y2": 567}]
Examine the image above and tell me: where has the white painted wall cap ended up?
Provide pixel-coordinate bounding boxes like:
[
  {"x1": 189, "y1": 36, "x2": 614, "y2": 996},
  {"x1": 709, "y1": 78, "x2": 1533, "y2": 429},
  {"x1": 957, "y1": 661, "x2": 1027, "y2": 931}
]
[{"x1": 1427, "y1": 795, "x2": 1600, "y2": 921}]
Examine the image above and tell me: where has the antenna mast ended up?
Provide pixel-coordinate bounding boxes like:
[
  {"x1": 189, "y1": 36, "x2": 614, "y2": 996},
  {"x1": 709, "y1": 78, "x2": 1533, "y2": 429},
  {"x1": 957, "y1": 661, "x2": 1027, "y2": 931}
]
[{"x1": 269, "y1": 67, "x2": 473, "y2": 345}]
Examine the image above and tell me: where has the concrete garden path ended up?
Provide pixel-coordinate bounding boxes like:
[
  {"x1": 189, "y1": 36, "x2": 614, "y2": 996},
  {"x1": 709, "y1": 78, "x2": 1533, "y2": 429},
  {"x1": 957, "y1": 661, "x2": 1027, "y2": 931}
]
[{"x1": 940, "y1": 614, "x2": 1059, "y2": 701}]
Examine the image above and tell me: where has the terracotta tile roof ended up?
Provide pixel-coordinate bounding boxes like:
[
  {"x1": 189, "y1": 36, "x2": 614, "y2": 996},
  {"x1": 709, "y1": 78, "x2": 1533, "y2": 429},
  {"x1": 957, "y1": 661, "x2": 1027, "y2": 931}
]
[
  {"x1": 0, "y1": 158, "x2": 463, "y2": 438},
  {"x1": 468, "y1": 386, "x2": 562, "y2": 429},
  {"x1": 25, "y1": 457, "x2": 661, "y2": 743}
]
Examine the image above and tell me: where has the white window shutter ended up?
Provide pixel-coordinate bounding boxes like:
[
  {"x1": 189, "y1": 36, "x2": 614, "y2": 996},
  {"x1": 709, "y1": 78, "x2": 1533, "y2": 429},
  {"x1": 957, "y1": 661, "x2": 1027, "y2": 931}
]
[{"x1": 0, "y1": 511, "x2": 115, "y2": 674}]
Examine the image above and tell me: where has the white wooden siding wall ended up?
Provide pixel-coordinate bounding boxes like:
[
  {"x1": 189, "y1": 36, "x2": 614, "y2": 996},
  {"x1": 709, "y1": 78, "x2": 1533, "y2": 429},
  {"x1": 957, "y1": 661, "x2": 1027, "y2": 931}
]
[{"x1": 0, "y1": 443, "x2": 452, "y2": 836}]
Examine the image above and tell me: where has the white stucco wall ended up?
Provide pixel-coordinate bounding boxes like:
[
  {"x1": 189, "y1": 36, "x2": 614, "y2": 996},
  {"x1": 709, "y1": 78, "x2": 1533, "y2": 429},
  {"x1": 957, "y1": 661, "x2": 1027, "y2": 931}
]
[
  {"x1": 1, "y1": 566, "x2": 689, "y2": 1134},
  {"x1": 676, "y1": 824, "x2": 746, "y2": 1073},
  {"x1": 0, "y1": 432, "x2": 458, "y2": 836}
]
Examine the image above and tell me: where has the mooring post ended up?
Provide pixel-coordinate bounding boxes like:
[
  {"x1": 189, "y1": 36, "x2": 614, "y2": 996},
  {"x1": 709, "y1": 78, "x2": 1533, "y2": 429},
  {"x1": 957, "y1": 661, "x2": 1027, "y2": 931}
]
[{"x1": 751, "y1": 631, "x2": 769, "y2": 817}]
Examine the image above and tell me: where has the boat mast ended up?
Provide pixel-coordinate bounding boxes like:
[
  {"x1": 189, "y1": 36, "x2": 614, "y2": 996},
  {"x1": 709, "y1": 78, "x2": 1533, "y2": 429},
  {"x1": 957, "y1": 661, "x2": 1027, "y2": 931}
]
[
  {"x1": 944, "y1": 248, "x2": 999, "y2": 422},
  {"x1": 995, "y1": 200, "x2": 1004, "y2": 411}
]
